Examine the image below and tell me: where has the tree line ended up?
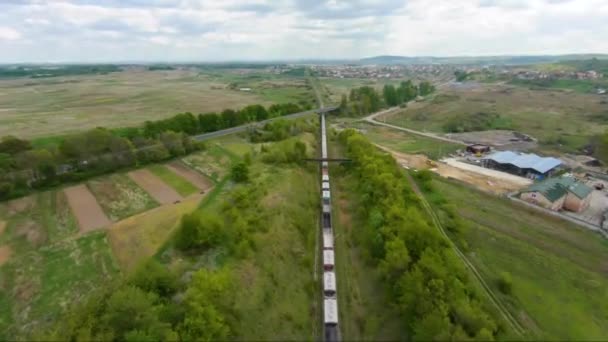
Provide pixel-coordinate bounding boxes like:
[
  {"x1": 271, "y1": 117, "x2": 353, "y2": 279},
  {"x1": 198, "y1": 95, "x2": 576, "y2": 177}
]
[
  {"x1": 338, "y1": 129, "x2": 499, "y2": 340},
  {"x1": 0, "y1": 102, "x2": 305, "y2": 201},
  {"x1": 339, "y1": 80, "x2": 435, "y2": 116}
]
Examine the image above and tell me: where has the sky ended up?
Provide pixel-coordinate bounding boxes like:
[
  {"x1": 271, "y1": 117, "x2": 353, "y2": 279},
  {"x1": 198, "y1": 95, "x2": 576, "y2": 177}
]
[{"x1": 0, "y1": 0, "x2": 606, "y2": 63}]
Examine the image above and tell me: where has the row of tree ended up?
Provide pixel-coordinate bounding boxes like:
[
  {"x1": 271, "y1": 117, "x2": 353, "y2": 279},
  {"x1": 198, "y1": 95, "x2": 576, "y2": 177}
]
[
  {"x1": 0, "y1": 102, "x2": 306, "y2": 201},
  {"x1": 338, "y1": 129, "x2": 499, "y2": 340},
  {"x1": 338, "y1": 80, "x2": 436, "y2": 116}
]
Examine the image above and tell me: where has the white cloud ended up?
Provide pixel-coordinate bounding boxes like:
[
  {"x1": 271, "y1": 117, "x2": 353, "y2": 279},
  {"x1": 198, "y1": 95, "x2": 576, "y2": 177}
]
[
  {"x1": 0, "y1": 0, "x2": 605, "y2": 62},
  {"x1": 0, "y1": 27, "x2": 21, "y2": 41}
]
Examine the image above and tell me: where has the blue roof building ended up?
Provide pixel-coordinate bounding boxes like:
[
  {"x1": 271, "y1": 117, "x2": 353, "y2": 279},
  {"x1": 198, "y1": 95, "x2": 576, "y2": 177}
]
[{"x1": 483, "y1": 151, "x2": 562, "y2": 179}]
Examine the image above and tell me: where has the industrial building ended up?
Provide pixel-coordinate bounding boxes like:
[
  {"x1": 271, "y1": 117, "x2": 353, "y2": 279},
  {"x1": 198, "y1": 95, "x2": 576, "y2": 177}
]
[
  {"x1": 483, "y1": 151, "x2": 562, "y2": 179},
  {"x1": 520, "y1": 176, "x2": 593, "y2": 212}
]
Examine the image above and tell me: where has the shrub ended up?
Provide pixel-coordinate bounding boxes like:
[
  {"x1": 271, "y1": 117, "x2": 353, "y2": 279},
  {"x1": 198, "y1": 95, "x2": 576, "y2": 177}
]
[{"x1": 497, "y1": 272, "x2": 513, "y2": 295}]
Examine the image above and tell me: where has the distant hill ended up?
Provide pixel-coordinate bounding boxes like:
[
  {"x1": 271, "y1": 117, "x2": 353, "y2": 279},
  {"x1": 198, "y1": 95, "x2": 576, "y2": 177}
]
[{"x1": 359, "y1": 54, "x2": 608, "y2": 66}]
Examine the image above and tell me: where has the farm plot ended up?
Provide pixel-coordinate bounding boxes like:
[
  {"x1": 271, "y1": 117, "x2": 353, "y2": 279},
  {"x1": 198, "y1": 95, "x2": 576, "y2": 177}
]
[
  {"x1": 165, "y1": 161, "x2": 213, "y2": 192},
  {"x1": 128, "y1": 169, "x2": 182, "y2": 204},
  {"x1": 64, "y1": 185, "x2": 111, "y2": 233},
  {"x1": 87, "y1": 174, "x2": 158, "y2": 221},
  {"x1": 148, "y1": 164, "x2": 198, "y2": 197},
  {"x1": 181, "y1": 145, "x2": 236, "y2": 182},
  {"x1": 0, "y1": 191, "x2": 79, "y2": 255},
  {"x1": 0, "y1": 231, "x2": 119, "y2": 339}
]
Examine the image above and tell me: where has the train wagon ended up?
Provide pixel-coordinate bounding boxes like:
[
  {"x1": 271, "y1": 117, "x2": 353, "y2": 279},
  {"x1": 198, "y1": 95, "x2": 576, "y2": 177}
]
[
  {"x1": 322, "y1": 203, "x2": 331, "y2": 213},
  {"x1": 322, "y1": 190, "x2": 331, "y2": 204},
  {"x1": 323, "y1": 271, "x2": 337, "y2": 297},
  {"x1": 322, "y1": 181, "x2": 330, "y2": 190},
  {"x1": 324, "y1": 298, "x2": 339, "y2": 325},
  {"x1": 322, "y1": 212, "x2": 331, "y2": 229},
  {"x1": 322, "y1": 174, "x2": 329, "y2": 182},
  {"x1": 323, "y1": 250, "x2": 334, "y2": 271},
  {"x1": 323, "y1": 231, "x2": 334, "y2": 250},
  {"x1": 322, "y1": 168, "x2": 329, "y2": 176}
]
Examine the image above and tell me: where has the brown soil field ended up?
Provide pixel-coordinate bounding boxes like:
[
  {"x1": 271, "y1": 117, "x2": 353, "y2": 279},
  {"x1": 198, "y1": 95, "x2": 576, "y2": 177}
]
[
  {"x1": 0, "y1": 245, "x2": 11, "y2": 266},
  {"x1": 0, "y1": 221, "x2": 6, "y2": 235},
  {"x1": 64, "y1": 184, "x2": 111, "y2": 232},
  {"x1": 6, "y1": 196, "x2": 36, "y2": 215},
  {"x1": 128, "y1": 169, "x2": 182, "y2": 204},
  {"x1": 166, "y1": 161, "x2": 213, "y2": 191}
]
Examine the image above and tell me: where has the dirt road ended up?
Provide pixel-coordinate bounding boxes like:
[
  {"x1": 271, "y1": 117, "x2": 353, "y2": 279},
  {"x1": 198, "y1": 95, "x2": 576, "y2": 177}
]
[
  {"x1": 128, "y1": 169, "x2": 182, "y2": 204},
  {"x1": 64, "y1": 184, "x2": 111, "y2": 232}
]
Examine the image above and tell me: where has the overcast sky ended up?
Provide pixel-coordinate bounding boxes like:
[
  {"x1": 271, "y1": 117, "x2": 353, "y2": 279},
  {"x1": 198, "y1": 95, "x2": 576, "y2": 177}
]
[{"x1": 0, "y1": 0, "x2": 606, "y2": 63}]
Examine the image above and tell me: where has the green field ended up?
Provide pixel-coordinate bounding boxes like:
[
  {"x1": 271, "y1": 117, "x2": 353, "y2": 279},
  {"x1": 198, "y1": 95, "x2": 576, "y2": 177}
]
[
  {"x1": 0, "y1": 68, "x2": 313, "y2": 139},
  {"x1": 148, "y1": 164, "x2": 198, "y2": 197},
  {"x1": 427, "y1": 177, "x2": 608, "y2": 339},
  {"x1": 0, "y1": 231, "x2": 120, "y2": 339},
  {"x1": 87, "y1": 174, "x2": 158, "y2": 221},
  {"x1": 345, "y1": 121, "x2": 461, "y2": 159},
  {"x1": 182, "y1": 144, "x2": 239, "y2": 182},
  {"x1": 383, "y1": 84, "x2": 608, "y2": 154},
  {"x1": 510, "y1": 78, "x2": 608, "y2": 94}
]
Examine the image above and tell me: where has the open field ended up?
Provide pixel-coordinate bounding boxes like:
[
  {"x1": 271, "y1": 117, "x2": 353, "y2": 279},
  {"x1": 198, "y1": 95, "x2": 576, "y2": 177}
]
[
  {"x1": 343, "y1": 121, "x2": 462, "y2": 160},
  {"x1": 181, "y1": 145, "x2": 237, "y2": 182},
  {"x1": 64, "y1": 184, "x2": 111, "y2": 233},
  {"x1": 0, "y1": 68, "x2": 313, "y2": 139},
  {"x1": 128, "y1": 169, "x2": 182, "y2": 204},
  {"x1": 87, "y1": 174, "x2": 158, "y2": 221},
  {"x1": 382, "y1": 84, "x2": 608, "y2": 154},
  {"x1": 428, "y1": 177, "x2": 608, "y2": 339},
  {"x1": 0, "y1": 231, "x2": 119, "y2": 339},
  {"x1": 148, "y1": 164, "x2": 198, "y2": 197},
  {"x1": 165, "y1": 161, "x2": 213, "y2": 191},
  {"x1": 107, "y1": 193, "x2": 204, "y2": 272}
]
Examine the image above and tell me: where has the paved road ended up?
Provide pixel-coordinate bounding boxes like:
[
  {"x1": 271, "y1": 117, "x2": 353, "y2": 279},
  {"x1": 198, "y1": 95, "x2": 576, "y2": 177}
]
[{"x1": 192, "y1": 107, "x2": 337, "y2": 141}]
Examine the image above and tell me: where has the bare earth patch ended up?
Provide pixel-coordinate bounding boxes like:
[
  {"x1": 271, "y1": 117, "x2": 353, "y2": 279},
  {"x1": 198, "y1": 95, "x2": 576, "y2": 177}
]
[
  {"x1": 0, "y1": 245, "x2": 11, "y2": 266},
  {"x1": 166, "y1": 161, "x2": 213, "y2": 192},
  {"x1": 7, "y1": 196, "x2": 36, "y2": 215},
  {"x1": 64, "y1": 185, "x2": 111, "y2": 233},
  {"x1": 128, "y1": 169, "x2": 182, "y2": 204},
  {"x1": 0, "y1": 221, "x2": 6, "y2": 235}
]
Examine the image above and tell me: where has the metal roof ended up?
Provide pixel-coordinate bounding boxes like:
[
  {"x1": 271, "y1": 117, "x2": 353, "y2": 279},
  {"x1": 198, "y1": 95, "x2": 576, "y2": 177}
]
[
  {"x1": 324, "y1": 272, "x2": 336, "y2": 292},
  {"x1": 485, "y1": 151, "x2": 562, "y2": 174},
  {"x1": 323, "y1": 231, "x2": 334, "y2": 248},
  {"x1": 323, "y1": 250, "x2": 335, "y2": 265},
  {"x1": 324, "y1": 299, "x2": 339, "y2": 324},
  {"x1": 524, "y1": 176, "x2": 592, "y2": 202}
]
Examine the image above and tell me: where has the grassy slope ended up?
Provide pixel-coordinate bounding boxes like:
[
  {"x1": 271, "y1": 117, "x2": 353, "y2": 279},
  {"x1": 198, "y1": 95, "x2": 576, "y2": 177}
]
[
  {"x1": 383, "y1": 84, "x2": 608, "y2": 154},
  {"x1": 87, "y1": 173, "x2": 159, "y2": 221},
  {"x1": 148, "y1": 164, "x2": 198, "y2": 197},
  {"x1": 329, "y1": 141, "x2": 405, "y2": 340},
  {"x1": 430, "y1": 177, "x2": 608, "y2": 339}
]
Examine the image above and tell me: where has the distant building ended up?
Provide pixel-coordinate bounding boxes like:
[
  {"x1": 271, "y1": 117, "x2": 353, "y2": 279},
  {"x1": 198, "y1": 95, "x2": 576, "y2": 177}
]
[
  {"x1": 466, "y1": 144, "x2": 491, "y2": 155},
  {"x1": 483, "y1": 151, "x2": 562, "y2": 179},
  {"x1": 520, "y1": 176, "x2": 592, "y2": 212}
]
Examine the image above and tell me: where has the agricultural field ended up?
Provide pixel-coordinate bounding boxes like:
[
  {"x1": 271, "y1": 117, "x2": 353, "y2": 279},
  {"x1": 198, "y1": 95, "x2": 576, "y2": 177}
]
[
  {"x1": 148, "y1": 164, "x2": 199, "y2": 197},
  {"x1": 344, "y1": 121, "x2": 461, "y2": 160},
  {"x1": 427, "y1": 177, "x2": 608, "y2": 340},
  {"x1": 0, "y1": 67, "x2": 314, "y2": 139},
  {"x1": 182, "y1": 144, "x2": 239, "y2": 182},
  {"x1": 87, "y1": 174, "x2": 159, "y2": 222},
  {"x1": 382, "y1": 84, "x2": 608, "y2": 154},
  {"x1": 0, "y1": 231, "x2": 119, "y2": 339}
]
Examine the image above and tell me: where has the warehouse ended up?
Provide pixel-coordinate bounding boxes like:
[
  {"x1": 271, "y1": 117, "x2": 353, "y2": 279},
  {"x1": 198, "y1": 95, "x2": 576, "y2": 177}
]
[
  {"x1": 483, "y1": 151, "x2": 562, "y2": 179},
  {"x1": 520, "y1": 176, "x2": 593, "y2": 212}
]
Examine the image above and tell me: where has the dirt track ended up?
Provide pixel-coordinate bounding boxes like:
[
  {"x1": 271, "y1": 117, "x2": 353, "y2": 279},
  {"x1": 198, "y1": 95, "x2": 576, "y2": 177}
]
[
  {"x1": 64, "y1": 184, "x2": 111, "y2": 232},
  {"x1": 166, "y1": 162, "x2": 213, "y2": 192},
  {"x1": 128, "y1": 169, "x2": 182, "y2": 204},
  {"x1": 0, "y1": 245, "x2": 11, "y2": 266}
]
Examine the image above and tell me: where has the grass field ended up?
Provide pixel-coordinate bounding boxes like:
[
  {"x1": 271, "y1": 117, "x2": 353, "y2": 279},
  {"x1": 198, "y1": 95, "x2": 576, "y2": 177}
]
[
  {"x1": 87, "y1": 174, "x2": 158, "y2": 221},
  {"x1": 427, "y1": 177, "x2": 608, "y2": 339},
  {"x1": 0, "y1": 231, "x2": 119, "y2": 339},
  {"x1": 510, "y1": 78, "x2": 608, "y2": 94},
  {"x1": 0, "y1": 68, "x2": 313, "y2": 139},
  {"x1": 182, "y1": 144, "x2": 239, "y2": 182},
  {"x1": 345, "y1": 121, "x2": 461, "y2": 159},
  {"x1": 383, "y1": 84, "x2": 608, "y2": 154},
  {"x1": 148, "y1": 164, "x2": 198, "y2": 197}
]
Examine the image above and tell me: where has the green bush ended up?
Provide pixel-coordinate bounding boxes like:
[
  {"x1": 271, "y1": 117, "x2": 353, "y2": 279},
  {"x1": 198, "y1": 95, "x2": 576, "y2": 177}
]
[{"x1": 497, "y1": 272, "x2": 513, "y2": 295}]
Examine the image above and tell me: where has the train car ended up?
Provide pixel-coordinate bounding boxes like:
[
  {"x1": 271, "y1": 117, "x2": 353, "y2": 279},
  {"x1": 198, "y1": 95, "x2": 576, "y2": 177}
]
[
  {"x1": 323, "y1": 250, "x2": 334, "y2": 271},
  {"x1": 322, "y1": 174, "x2": 329, "y2": 182},
  {"x1": 322, "y1": 161, "x2": 329, "y2": 168},
  {"x1": 322, "y1": 212, "x2": 331, "y2": 229},
  {"x1": 324, "y1": 298, "x2": 339, "y2": 325},
  {"x1": 323, "y1": 231, "x2": 334, "y2": 250},
  {"x1": 322, "y1": 190, "x2": 331, "y2": 203},
  {"x1": 323, "y1": 271, "x2": 337, "y2": 297},
  {"x1": 322, "y1": 181, "x2": 330, "y2": 190},
  {"x1": 322, "y1": 203, "x2": 331, "y2": 213},
  {"x1": 322, "y1": 168, "x2": 329, "y2": 176}
]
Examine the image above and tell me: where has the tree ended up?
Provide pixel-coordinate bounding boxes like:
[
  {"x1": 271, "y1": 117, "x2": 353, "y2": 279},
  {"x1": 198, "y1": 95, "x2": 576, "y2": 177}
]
[
  {"x1": 497, "y1": 272, "x2": 513, "y2": 295},
  {"x1": 159, "y1": 131, "x2": 185, "y2": 156},
  {"x1": 418, "y1": 81, "x2": 435, "y2": 96},
  {"x1": 175, "y1": 212, "x2": 225, "y2": 250},
  {"x1": 383, "y1": 84, "x2": 399, "y2": 106},
  {"x1": 230, "y1": 162, "x2": 249, "y2": 183},
  {"x1": 130, "y1": 260, "x2": 178, "y2": 298},
  {"x1": 0, "y1": 136, "x2": 31, "y2": 155}
]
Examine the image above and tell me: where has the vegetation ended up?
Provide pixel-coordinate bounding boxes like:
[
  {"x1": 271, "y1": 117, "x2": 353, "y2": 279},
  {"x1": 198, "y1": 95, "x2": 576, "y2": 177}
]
[
  {"x1": 424, "y1": 176, "x2": 608, "y2": 339},
  {"x1": 443, "y1": 112, "x2": 513, "y2": 133},
  {"x1": 87, "y1": 174, "x2": 159, "y2": 221},
  {"x1": 0, "y1": 64, "x2": 121, "y2": 79},
  {"x1": 148, "y1": 165, "x2": 198, "y2": 197},
  {"x1": 338, "y1": 129, "x2": 498, "y2": 340}
]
